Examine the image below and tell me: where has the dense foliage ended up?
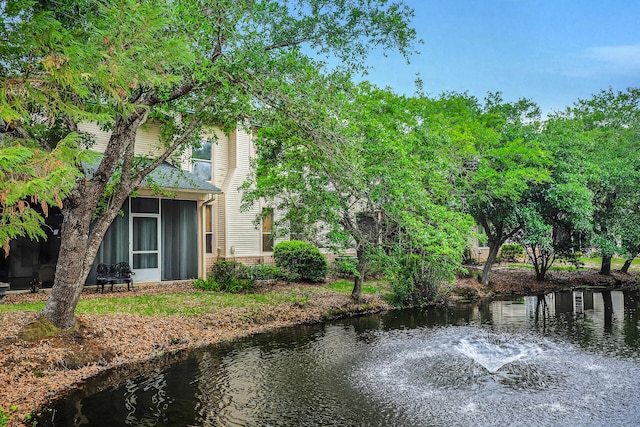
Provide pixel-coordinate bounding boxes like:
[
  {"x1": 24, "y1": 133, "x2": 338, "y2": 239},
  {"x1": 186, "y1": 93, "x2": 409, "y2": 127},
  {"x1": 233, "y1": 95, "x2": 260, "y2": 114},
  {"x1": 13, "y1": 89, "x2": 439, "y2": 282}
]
[
  {"x1": 387, "y1": 252, "x2": 454, "y2": 308},
  {"x1": 3, "y1": 0, "x2": 640, "y2": 314},
  {"x1": 243, "y1": 85, "x2": 475, "y2": 302},
  {"x1": 193, "y1": 260, "x2": 253, "y2": 293},
  {"x1": 0, "y1": 0, "x2": 417, "y2": 328},
  {"x1": 550, "y1": 88, "x2": 640, "y2": 274},
  {"x1": 499, "y1": 244, "x2": 524, "y2": 262},
  {"x1": 248, "y1": 264, "x2": 290, "y2": 281},
  {"x1": 0, "y1": 136, "x2": 95, "y2": 254},
  {"x1": 273, "y1": 240, "x2": 328, "y2": 282}
]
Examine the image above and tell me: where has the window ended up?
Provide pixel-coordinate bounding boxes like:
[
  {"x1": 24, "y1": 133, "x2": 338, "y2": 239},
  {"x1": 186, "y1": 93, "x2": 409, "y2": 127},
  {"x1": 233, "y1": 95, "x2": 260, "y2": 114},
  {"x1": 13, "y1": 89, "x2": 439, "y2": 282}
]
[
  {"x1": 477, "y1": 223, "x2": 488, "y2": 247},
  {"x1": 262, "y1": 208, "x2": 274, "y2": 252},
  {"x1": 192, "y1": 140, "x2": 212, "y2": 181},
  {"x1": 131, "y1": 197, "x2": 159, "y2": 214},
  {"x1": 205, "y1": 205, "x2": 214, "y2": 254}
]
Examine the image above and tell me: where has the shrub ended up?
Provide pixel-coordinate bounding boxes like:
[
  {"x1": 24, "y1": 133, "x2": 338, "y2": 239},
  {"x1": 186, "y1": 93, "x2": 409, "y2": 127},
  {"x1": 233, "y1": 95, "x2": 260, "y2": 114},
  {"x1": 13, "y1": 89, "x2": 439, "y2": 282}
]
[
  {"x1": 273, "y1": 240, "x2": 327, "y2": 282},
  {"x1": 363, "y1": 255, "x2": 387, "y2": 278},
  {"x1": 558, "y1": 251, "x2": 585, "y2": 269},
  {"x1": 211, "y1": 260, "x2": 253, "y2": 292},
  {"x1": 193, "y1": 260, "x2": 253, "y2": 293},
  {"x1": 249, "y1": 264, "x2": 289, "y2": 281},
  {"x1": 387, "y1": 254, "x2": 452, "y2": 308},
  {"x1": 500, "y1": 244, "x2": 524, "y2": 261},
  {"x1": 193, "y1": 277, "x2": 218, "y2": 291},
  {"x1": 331, "y1": 256, "x2": 360, "y2": 278},
  {"x1": 388, "y1": 254, "x2": 436, "y2": 307}
]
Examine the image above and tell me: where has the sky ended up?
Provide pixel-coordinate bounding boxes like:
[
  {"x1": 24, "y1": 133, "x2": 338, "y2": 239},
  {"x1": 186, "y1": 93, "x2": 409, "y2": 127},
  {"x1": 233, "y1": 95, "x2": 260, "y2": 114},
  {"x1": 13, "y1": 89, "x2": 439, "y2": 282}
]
[{"x1": 361, "y1": 0, "x2": 640, "y2": 114}]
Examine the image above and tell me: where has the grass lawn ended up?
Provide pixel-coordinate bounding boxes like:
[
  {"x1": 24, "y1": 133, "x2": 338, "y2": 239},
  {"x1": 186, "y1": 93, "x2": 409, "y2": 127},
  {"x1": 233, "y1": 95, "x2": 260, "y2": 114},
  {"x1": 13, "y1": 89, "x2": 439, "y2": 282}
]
[
  {"x1": 578, "y1": 257, "x2": 640, "y2": 271},
  {"x1": 0, "y1": 281, "x2": 387, "y2": 316},
  {"x1": 325, "y1": 280, "x2": 390, "y2": 295},
  {"x1": 505, "y1": 257, "x2": 640, "y2": 273}
]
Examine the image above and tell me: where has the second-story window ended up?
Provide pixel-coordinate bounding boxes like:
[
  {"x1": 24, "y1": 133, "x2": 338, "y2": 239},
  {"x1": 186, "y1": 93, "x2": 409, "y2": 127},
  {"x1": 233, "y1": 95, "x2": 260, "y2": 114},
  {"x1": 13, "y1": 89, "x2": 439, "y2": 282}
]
[{"x1": 192, "y1": 140, "x2": 212, "y2": 181}]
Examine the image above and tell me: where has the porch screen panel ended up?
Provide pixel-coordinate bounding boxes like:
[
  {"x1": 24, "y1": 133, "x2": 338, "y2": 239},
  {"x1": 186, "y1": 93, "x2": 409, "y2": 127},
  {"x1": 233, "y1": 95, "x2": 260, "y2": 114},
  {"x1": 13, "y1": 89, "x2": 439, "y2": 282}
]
[
  {"x1": 87, "y1": 206, "x2": 129, "y2": 284},
  {"x1": 132, "y1": 217, "x2": 159, "y2": 268},
  {"x1": 161, "y1": 199, "x2": 198, "y2": 280}
]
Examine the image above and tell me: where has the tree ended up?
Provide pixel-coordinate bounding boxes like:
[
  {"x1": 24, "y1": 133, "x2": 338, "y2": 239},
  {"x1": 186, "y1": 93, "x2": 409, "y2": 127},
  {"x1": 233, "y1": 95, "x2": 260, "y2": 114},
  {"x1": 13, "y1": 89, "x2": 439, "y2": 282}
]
[
  {"x1": 617, "y1": 205, "x2": 640, "y2": 274},
  {"x1": 242, "y1": 84, "x2": 474, "y2": 303},
  {"x1": 0, "y1": 0, "x2": 417, "y2": 328},
  {"x1": 0, "y1": 136, "x2": 94, "y2": 255},
  {"x1": 464, "y1": 94, "x2": 552, "y2": 285},
  {"x1": 515, "y1": 116, "x2": 596, "y2": 282},
  {"x1": 518, "y1": 182, "x2": 593, "y2": 281},
  {"x1": 557, "y1": 88, "x2": 640, "y2": 275}
]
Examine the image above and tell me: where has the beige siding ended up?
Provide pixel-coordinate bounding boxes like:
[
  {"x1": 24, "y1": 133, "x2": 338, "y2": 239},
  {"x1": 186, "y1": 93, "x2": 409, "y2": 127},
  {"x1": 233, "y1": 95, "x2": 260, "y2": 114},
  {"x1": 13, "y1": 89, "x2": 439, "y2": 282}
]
[
  {"x1": 210, "y1": 128, "x2": 261, "y2": 259},
  {"x1": 221, "y1": 130, "x2": 262, "y2": 258},
  {"x1": 79, "y1": 120, "x2": 278, "y2": 269},
  {"x1": 78, "y1": 122, "x2": 166, "y2": 158},
  {"x1": 214, "y1": 194, "x2": 226, "y2": 257},
  {"x1": 212, "y1": 130, "x2": 230, "y2": 186}
]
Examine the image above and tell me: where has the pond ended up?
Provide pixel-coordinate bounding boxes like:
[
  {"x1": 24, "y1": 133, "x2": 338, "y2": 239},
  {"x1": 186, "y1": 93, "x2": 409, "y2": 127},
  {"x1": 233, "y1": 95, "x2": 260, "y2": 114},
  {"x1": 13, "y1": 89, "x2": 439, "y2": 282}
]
[{"x1": 37, "y1": 289, "x2": 640, "y2": 426}]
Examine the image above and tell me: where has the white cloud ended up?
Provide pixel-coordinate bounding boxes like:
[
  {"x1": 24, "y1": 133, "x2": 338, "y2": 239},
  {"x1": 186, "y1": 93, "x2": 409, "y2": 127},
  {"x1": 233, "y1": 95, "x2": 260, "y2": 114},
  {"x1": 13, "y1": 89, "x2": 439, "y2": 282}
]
[
  {"x1": 580, "y1": 45, "x2": 640, "y2": 75},
  {"x1": 550, "y1": 45, "x2": 640, "y2": 79}
]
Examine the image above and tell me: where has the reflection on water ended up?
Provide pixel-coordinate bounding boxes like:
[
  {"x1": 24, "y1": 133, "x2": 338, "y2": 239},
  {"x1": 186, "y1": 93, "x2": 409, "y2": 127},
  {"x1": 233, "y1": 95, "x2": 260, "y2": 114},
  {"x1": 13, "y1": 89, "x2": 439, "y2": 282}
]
[
  {"x1": 123, "y1": 373, "x2": 173, "y2": 426},
  {"x1": 38, "y1": 290, "x2": 640, "y2": 427}
]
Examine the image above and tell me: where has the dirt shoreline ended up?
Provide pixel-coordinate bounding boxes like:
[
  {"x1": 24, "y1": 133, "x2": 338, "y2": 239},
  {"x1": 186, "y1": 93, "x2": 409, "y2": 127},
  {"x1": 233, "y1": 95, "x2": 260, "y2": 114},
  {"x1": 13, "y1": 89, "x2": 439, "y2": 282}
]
[
  {"x1": 455, "y1": 266, "x2": 640, "y2": 300},
  {"x1": 0, "y1": 282, "x2": 391, "y2": 427},
  {"x1": 1, "y1": 268, "x2": 638, "y2": 426}
]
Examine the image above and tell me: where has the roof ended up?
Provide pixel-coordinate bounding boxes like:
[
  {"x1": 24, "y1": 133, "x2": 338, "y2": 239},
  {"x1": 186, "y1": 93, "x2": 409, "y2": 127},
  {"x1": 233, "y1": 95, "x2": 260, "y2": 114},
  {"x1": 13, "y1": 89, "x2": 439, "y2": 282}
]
[
  {"x1": 143, "y1": 162, "x2": 222, "y2": 193},
  {"x1": 82, "y1": 156, "x2": 222, "y2": 194}
]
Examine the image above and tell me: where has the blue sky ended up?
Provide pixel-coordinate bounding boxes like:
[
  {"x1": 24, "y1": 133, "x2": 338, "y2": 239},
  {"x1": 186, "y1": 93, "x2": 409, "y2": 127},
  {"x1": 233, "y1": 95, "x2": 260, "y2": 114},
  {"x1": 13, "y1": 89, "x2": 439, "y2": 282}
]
[{"x1": 362, "y1": 0, "x2": 640, "y2": 114}]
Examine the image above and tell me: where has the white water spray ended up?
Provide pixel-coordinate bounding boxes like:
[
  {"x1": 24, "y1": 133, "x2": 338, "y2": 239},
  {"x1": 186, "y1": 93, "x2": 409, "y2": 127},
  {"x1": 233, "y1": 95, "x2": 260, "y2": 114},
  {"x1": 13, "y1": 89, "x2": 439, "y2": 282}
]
[{"x1": 454, "y1": 335, "x2": 544, "y2": 373}]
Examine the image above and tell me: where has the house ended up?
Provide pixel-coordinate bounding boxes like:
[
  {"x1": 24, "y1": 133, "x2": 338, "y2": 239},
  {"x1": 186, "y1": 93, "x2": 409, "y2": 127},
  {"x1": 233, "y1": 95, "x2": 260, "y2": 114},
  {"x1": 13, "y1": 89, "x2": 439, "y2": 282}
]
[
  {"x1": 468, "y1": 224, "x2": 490, "y2": 263},
  {"x1": 0, "y1": 123, "x2": 278, "y2": 290}
]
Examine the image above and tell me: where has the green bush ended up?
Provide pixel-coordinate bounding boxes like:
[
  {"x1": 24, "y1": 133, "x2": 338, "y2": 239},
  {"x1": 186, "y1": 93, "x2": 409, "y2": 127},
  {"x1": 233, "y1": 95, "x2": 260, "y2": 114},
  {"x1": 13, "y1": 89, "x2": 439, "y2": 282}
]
[
  {"x1": 193, "y1": 260, "x2": 253, "y2": 293},
  {"x1": 363, "y1": 255, "x2": 387, "y2": 278},
  {"x1": 193, "y1": 277, "x2": 218, "y2": 291},
  {"x1": 500, "y1": 244, "x2": 524, "y2": 261},
  {"x1": 273, "y1": 240, "x2": 328, "y2": 282},
  {"x1": 388, "y1": 254, "x2": 436, "y2": 307},
  {"x1": 249, "y1": 264, "x2": 289, "y2": 281},
  {"x1": 331, "y1": 256, "x2": 360, "y2": 278},
  {"x1": 387, "y1": 254, "x2": 451, "y2": 308},
  {"x1": 558, "y1": 251, "x2": 585, "y2": 269}
]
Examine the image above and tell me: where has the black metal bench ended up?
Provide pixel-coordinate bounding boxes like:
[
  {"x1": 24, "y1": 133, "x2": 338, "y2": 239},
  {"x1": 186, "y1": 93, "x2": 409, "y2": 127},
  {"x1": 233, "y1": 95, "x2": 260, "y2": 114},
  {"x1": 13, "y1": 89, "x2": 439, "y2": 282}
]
[{"x1": 96, "y1": 262, "x2": 135, "y2": 293}]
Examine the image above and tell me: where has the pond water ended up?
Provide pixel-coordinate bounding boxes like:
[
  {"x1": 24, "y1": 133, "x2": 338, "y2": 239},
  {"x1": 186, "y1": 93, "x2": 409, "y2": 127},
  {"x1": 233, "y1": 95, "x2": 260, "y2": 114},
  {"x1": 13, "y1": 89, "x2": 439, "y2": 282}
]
[{"x1": 38, "y1": 289, "x2": 640, "y2": 426}]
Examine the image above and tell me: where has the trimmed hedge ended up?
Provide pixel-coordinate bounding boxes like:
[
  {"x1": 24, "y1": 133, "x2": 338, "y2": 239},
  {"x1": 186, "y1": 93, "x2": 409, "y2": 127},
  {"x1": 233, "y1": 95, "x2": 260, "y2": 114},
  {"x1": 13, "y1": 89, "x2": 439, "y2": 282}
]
[
  {"x1": 500, "y1": 244, "x2": 524, "y2": 261},
  {"x1": 273, "y1": 240, "x2": 327, "y2": 282},
  {"x1": 249, "y1": 264, "x2": 290, "y2": 281}
]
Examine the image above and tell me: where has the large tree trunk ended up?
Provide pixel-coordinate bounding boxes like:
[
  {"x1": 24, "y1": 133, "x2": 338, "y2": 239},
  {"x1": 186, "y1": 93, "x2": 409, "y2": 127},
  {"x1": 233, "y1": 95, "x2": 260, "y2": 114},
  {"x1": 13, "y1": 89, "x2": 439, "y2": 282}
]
[
  {"x1": 480, "y1": 241, "x2": 500, "y2": 285},
  {"x1": 351, "y1": 274, "x2": 363, "y2": 301},
  {"x1": 620, "y1": 256, "x2": 636, "y2": 274},
  {"x1": 351, "y1": 249, "x2": 367, "y2": 301},
  {"x1": 41, "y1": 115, "x2": 144, "y2": 329},
  {"x1": 600, "y1": 255, "x2": 612, "y2": 275},
  {"x1": 40, "y1": 201, "x2": 97, "y2": 329}
]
